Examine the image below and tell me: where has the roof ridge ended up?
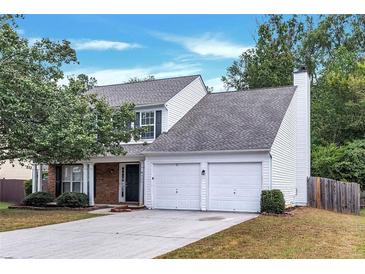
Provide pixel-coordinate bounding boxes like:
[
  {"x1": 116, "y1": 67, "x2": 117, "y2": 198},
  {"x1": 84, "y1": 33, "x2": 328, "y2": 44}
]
[
  {"x1": 208, "y1": 85, "x2": 295, "y2": 95},
  {"x1": 94, "y1": 74, "x2": 201, "y2": 88}
]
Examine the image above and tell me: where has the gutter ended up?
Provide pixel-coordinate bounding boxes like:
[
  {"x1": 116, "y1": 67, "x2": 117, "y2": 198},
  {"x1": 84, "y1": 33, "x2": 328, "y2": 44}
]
[{"x1": 142, "y1": 148, "x2": 271, "y2": 156}]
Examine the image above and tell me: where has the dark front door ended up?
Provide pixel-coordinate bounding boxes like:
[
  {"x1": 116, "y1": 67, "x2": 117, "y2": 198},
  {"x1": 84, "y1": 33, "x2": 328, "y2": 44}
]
[{"x1": 125, "y1": 164, "x2": 140, "y2": 202}]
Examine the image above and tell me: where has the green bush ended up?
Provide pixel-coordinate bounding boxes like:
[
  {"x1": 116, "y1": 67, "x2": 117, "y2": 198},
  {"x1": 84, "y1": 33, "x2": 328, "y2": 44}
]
[
  {"x1": 56, "y1": 192, "x2": 89, "y2": 208},
  {"x1": 312, "y1": 139, "x2": 365, "y2": 190},
  {"x1": 24, "y1": 179, "x2": 32, "y2": 196},
  {"x1": 261, "y1": 189, "x2": 285, "y2": 214},
  {"x1": 23, "y1": 192, "x2": 54, "y2": 207}
]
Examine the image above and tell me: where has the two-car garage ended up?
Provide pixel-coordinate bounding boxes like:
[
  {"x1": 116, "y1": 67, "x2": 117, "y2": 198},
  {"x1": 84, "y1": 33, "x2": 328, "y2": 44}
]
[{"x1": 150, "y1": 160, "x2": 264, "y2": 213}]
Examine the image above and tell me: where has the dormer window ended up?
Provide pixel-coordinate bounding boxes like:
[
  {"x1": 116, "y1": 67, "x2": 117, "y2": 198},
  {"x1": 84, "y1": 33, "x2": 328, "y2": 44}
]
[
  {"x1": 140, "y1": 111, "x2": 155, "y2": 139},
  {"x1": 134, "y1": 110, "x2": 162, "y2": 140}
]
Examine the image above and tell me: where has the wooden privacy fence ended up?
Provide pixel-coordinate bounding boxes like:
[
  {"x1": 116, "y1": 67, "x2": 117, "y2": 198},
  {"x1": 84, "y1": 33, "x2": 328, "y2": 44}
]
[
  {"x1": 0, "y1": 179, "x2": 25, "y2": 204},
  {"x1": 307, "y1": 177, "x2": 361, "y2": 215}
]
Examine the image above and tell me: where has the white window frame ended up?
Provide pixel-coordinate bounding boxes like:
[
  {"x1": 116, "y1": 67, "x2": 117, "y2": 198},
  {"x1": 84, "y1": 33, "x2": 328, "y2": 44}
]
[
  {"x1": 62, "y1": 165, "x2": 83, "y2": 193},
  {"x1": 140, "y1": 111, "x2": 155, "y2": 140}
]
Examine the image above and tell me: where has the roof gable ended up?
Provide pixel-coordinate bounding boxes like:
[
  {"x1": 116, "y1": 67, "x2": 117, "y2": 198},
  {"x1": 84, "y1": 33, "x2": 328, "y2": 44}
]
[
  {"x1": 144, "y1": 86, "x2": 296, "y2": 153},
  {"x1": 89, "y1": 75, "x2": 200, "y2": 107}
]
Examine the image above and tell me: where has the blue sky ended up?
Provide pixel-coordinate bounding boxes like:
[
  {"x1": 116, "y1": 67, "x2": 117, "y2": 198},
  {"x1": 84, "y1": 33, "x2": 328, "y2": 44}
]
[{"x1": 17, "y1": 15, "x2": 265, "y2": 91}]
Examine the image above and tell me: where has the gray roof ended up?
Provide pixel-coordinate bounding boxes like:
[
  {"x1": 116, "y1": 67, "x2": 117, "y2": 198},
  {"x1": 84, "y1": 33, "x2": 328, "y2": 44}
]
[
  {"x1": 89, "y1": 75, "x2": 200, "y2": 107},
  {"x1": 121, "y1": 144, "x2": 148, "y2": 156},
  {"x1": 144, "y1": 86, "x2": 296, "y2": 153}
]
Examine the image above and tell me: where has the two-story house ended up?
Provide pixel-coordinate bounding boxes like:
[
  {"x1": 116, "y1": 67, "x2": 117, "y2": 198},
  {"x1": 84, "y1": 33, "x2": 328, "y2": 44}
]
[{"x1": 31, "y1": 69, "x2": 310, "y2": 213}]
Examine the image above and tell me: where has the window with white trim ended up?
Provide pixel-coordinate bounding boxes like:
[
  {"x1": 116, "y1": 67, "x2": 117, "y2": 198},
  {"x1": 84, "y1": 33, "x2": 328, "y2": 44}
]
[
  {"x1": 62, "y1": 165, "x2": 82, "y2": 193},
  {"x1": 140, "y1": 111, "x2": 155, "y2": 139}
]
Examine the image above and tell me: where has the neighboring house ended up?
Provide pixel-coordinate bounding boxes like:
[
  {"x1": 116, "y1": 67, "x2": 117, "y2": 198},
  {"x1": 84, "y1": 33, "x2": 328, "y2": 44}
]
[
  {"x1": 31, "y1": 69, "x2": 310, "y2": 213},
  {"x1": 0, "y1": 160, "x2": 32, "y2": 181}
]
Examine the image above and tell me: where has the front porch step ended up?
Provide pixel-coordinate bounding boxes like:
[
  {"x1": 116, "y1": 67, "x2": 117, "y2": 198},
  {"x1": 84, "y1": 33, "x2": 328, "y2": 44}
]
[{"x1": 95, "y1": 203, "x2": 145, "y2": 210}]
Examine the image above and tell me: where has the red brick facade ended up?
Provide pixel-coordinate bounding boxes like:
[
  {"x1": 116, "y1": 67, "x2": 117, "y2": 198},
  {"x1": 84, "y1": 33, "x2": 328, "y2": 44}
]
[
  {"x1": 95, "y1": 163, "x2": 119, "y2": 204},
  {"x1": 46, "y1": 163, "x2": 120, "y2": 204},
  {"x1": 47, "y1": 164, "x2": 57, "y2": 196}
]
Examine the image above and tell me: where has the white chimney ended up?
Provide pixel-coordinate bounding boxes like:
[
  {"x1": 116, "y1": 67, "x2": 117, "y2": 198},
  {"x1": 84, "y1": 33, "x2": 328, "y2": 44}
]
[{"x1": 294, "y1": 66, "x2": 311, "y2": 205}]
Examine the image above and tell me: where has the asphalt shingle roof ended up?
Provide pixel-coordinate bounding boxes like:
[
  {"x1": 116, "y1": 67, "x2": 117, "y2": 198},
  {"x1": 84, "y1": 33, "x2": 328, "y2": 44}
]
[
  {"x1": 89, "y1": 75, "x2": 200, "y2": 107},
  {"x1": 121, "y1": 144, "x2": 148, "y2": 156},
  {"x1": 144, "y1": 86, "x2": 296, "y2": 153}
]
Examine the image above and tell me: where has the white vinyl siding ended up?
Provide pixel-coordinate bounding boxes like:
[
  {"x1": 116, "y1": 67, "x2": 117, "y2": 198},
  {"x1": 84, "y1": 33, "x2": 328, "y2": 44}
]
[
  {"x1": 166, "y1": 77, "x2": 207, "y2": 130},
  {"x1": 0, "y1": 160, "x2": 32, "y2": 180},
  {"x1": 270, "y1": 91, "x2": 297, "y2": 205},
  {"x1": 294, "y1": 72, "x2": 311, "y2": 205},
  {"x1": 144, "y1": 151, "x2": 270, "y2": 211}
]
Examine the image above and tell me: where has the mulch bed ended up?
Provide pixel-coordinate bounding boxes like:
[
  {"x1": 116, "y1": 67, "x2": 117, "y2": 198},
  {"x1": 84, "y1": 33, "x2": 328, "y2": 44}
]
[{"x1": 260, "y1": 206, "x2": 299, "y2": 217}]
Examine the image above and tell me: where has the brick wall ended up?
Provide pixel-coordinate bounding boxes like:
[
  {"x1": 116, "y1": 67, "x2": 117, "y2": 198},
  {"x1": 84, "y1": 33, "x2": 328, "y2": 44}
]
[
  {"x1": 95, "y1": 163, "x2": 119, "y2": 204},
  {"x1": 47, "y1": 164, "x2": 56, "y2": 196}
]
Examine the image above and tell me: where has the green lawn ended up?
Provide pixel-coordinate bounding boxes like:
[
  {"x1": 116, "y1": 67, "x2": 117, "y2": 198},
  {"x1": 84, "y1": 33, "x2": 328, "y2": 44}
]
[
  {"x1": 0, "y1": 202, "x2": 11, "y2": 210},
  {"x1": 0, "y1": 206, "x2": 102, "y2": 232},
  {"x1": 159, "y1": 207, "x2": 365, "y2": 259}
]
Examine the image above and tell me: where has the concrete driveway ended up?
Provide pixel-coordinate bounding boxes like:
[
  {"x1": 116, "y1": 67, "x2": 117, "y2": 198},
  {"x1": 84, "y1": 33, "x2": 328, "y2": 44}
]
[{"x1": 0, "y1": 209, "x2": 257, "y2": 259}]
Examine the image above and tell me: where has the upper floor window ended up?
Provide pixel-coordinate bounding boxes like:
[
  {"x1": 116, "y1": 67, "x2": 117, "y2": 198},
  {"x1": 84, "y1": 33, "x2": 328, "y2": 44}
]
[{"x1": 141, "y1": 111, "x2": 155, "y2": 139}]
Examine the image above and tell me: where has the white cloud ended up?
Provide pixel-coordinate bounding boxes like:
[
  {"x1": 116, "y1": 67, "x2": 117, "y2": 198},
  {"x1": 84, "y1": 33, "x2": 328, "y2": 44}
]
[
  {"x1": 153, "y1": 32, "x2": 251, "y2": 59},
  {"x1": 72, "y1": 39, "x2": 141, "y2": 51},
  {"x1": 205, "y1": 77, "x2": 228, "y2": 92},
  {"x1": 63, "y1": 61, "x2": 201, "y2": 86},
  {"x1": 26, "y1": 37, "x2": 141, "y2": 51}
]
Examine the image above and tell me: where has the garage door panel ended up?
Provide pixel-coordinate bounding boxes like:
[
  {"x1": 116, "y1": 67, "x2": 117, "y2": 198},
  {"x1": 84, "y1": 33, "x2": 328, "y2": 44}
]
[
  {"x1": 153, "y1": 163, "x2": 200, "y2": 210},
  {"x1": 154, "y1": 199, "x2": 176, "y2": 209},
  {"x1": 208, "y1": 163, "x2": 262, "y2": 212}
]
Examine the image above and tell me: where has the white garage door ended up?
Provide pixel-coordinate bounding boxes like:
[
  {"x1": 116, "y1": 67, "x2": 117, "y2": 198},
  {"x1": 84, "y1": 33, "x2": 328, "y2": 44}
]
[
  {"x1": 153, "y1": 163, "x2": 200, "y2": 210},
  {"x1": 208, "y1": 162, "x2": 262, "y2": 212}
]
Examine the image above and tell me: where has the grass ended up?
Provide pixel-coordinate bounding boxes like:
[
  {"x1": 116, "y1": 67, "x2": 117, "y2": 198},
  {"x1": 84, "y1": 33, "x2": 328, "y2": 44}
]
[
  {"x1": 159, "y1": 207, "x2": 365, "y2": 259},
  {"x1": 0, "y1": 202, "x2": 11, "y2": 210},
  {"x1": 0, "y1": 207, "x2": 101, "y2": 232}
]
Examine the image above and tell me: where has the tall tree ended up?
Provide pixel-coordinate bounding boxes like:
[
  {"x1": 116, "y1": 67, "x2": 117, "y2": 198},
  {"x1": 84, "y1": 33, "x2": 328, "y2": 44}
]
[
  {"x1": 311, "y1": 47, "x2": 365, "y2": 145},
  {"x1": 222, "y1": 15, "x2": 308, "y2": 90},
  {"x1": 0, "y1": 15, "x2": 142, "y2": 165},
  {"x1": 222, "y1": 15, "x2": 365, "y2": 90}
]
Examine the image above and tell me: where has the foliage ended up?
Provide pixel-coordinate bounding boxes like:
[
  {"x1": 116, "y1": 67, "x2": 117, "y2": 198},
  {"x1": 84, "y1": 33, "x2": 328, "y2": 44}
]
[
  {"x1": 311, "y1": 48, "x2": 365, "y2": 145},
  {"x1": 24, "y1": 179, "x2": 32, "y2": 196},
  {"x1": 260, "y1": 189, "x2": 285, "y2": 214},
  {"x1": 126, "y1": 75, "x2": 155, "y2": 83},
  {"x1": 206, "y1": 85, "x2": 214, "y2": 93},
  {"x1": 56, "y1": 192, "x2": 89, "y2": 208},
  {"x1": 300, "y1": 15, "x2": 365, "y2": 81},
  {"x1": 0, "y1": 15, "x2": 143, "y2": 165},
  {"x1": 312, "y1": 140, "x2": 365, "y2": 190},
  {"x1": 222, "y1": 15, "x2": 365, "y2": 90},
  {"x1": 222, "y1": 15, "x2": 308, "y2": 90},
  {"x1": 22, "y1": 191, "x2": 54, "y2": 207}
]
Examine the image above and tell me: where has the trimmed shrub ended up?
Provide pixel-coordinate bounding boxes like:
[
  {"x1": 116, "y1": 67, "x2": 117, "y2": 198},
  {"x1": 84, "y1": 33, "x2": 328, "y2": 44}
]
[
  {"x1": 56, "y1": 192, "x2": 89, "y2": 208},
  {"x1": 261, "y1": 189, "x2": 285, "y2": 214},
  {"x1": 23, "y1": 192, "x2": 54, "y2": 207},
  {"x1": 24, "y1": 179, "x2": 32, "y2": 196}
]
